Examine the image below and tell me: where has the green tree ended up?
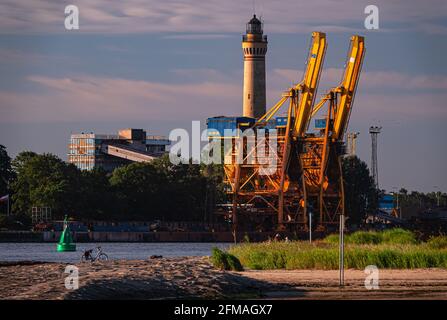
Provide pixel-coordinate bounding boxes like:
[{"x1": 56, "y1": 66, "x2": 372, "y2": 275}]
[
  {"x1": 165, "y1": 162, "x2": 208, "y2": 221},
  {"x1": 152, "y1": 155, "x2": 221, "y2": 221},
  {"x1": 0, "y1": 145, "x2": 13, "y2": 196},
  {"x1": 78, "y1": 168, "x2": 113, "y2": 220},
  {"x1": 396, "y1": 190, "x2": 446, "y2": 218},
  {"x1": 9, "y1": 151, "x2": 38, "y2": 214},
  {"x1": 110, "y1": 162, "x2": 167, "y2": 220},
  {"x1": 342, "y1": 156, "x2": 376, "y2": 226},
  {"x1": 11, "y1": 152, "x2": 81, "y2": 217},
  {"x1": 11, "y1": 151, "x2": 38, "y2": 170},
  {"x1": 201, "y1": 163, "x2": 226, "y2": 222}
]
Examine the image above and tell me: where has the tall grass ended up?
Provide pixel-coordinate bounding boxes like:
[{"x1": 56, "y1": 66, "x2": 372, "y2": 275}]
[
  {"x1": 323, "y1": 228, "x2": 417, "y2": 245},
  {"x1": 427, "y1": 236, "x2": 447, "y2": 249},
  {"x1": 227, "y1": 230, "x2": 447, "y2": 270}
]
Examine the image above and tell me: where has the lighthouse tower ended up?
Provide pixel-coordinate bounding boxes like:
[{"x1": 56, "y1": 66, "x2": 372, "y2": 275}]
[{"x1": 242, "y1": 15, "x2": 267, "y2": 119}]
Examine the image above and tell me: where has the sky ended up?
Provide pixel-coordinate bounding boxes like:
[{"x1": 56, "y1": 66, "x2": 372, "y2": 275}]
[{"x1": 0, "y1": 0, "x2": 446, "y2": 192}]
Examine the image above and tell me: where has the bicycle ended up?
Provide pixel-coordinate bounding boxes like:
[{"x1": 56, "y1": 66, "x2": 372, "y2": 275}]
[{"x1": 80, "y1": 246, "x2": 108, "y2": 262}]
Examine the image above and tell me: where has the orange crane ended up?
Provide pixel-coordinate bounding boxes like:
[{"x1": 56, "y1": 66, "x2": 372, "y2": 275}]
[
  {"x1": 301, "y1": 35, "x2": 365, "y2": 229},
  {"x1": 223, "y1": 32, "x2": 327, "y2": 233},
  {"x1": 310, "y1": 35, "x2": 365, "y2": 140},
  {"x1": 257, "y1": 31, "x2": 327, "y2": 137},
  {"x1": 275, "y1": 32, "x2": 327, "y2": 228},
  {"x1": 218, "y1": 33, "x2": 365, "y2": 235}
]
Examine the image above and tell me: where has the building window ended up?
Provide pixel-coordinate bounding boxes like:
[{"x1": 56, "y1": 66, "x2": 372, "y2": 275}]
[{"x1": 248, "y1": 93, "x2": 251, "y2": 100}]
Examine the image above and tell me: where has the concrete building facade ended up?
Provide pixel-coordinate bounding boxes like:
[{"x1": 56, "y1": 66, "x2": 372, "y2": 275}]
[
  {"x1": 242, "y1": 14, "x2": 268, "y2": 119},
  {"x1": 68, "y1": 128, "x2": 170, "y2": 171}
]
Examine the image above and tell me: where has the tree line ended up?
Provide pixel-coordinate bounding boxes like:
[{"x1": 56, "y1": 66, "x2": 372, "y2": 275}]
[
  {"x1": 0, "y1": 145, "x2": 224, "y2": 224},
  {"x1": 1, "y1": 144, "x2": 444, "y2": 227}
]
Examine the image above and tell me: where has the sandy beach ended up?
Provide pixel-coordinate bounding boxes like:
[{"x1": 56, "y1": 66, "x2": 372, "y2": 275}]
[{"x1": 0, "y1": 258, "x2": 446, "y2": 300}]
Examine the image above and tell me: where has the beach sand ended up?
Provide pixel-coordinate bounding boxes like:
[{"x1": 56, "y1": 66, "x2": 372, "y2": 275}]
[{"x1": 0, "y1": 258, "x2": 446, "y2": 299}]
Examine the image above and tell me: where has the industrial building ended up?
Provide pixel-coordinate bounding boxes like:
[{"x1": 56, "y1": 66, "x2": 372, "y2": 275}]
[{"x1": 68, "y1": 128, "x2": 170, "y2": 171}]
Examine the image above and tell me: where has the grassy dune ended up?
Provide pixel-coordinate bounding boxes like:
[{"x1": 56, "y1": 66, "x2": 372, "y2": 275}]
[{"x1": 227, "y1": 229, "x2": 447, "y2": 270}]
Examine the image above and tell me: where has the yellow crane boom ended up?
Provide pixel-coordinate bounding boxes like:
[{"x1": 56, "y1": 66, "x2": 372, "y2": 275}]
[
  {"x1": 256, "y1": 32, "x2": 326, "y2": 127},
  {"x1": 332, "y1": 35, "x2": 365, "y2": 140},
  {"x1": 293, "y1": 31, "x2": 327, "y2": 137}
]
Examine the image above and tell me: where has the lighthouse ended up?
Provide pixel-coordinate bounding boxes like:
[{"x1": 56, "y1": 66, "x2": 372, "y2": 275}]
[{"x1": 242, "y1": 14, "x2": 268, "y2": 119}]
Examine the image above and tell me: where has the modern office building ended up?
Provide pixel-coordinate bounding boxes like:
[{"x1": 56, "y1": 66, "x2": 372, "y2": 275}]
[{"x1": 68, "y1": 128, "x2": 170, "y2": 171}]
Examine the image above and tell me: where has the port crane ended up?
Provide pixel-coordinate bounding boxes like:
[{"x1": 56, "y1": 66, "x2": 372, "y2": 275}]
[
  {"x1": 221, "y1": 33, "x2": 365, "y2": 234},
  {"x1": 300, "y1": 35, "x2": 365, "y2": 229}
]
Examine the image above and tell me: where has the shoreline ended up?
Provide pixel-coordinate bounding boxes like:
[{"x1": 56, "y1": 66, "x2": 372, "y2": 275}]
[
  {"x1": 1, "y1": 258, "x2": 446, "y2": 300},
  {"x1": 0, "y1": 230, "x2": 329, "y2": 243}
]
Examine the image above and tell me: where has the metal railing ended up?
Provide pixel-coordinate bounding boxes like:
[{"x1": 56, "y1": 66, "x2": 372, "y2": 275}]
[{"x1": 242, "y1": 35, "x2": 267, "y2": 42}]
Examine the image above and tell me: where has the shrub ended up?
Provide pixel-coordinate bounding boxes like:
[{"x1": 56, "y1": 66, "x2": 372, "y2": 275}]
[
  {"x1": 227, "y1": 253, "x2": 244, "y2": 271},
  {"x1": 427, "y1": 236, "x2": 447, "y2": 249},
  {"x1": 349, "y1": 231, "x2": 382, "y2": 244},
  {"x1": 211, "y1": 247, "x2": 244, "y2": 271},
  {"x1": 323, "y1": 231, "x2": 381, "y2": 244},
  {"x1": 211, "y1": 247, "x2": 229, "y2": 270},
  {"x1": 381, "y1": 228, "x2": 417, "y2": 245},
  {"x1": 323, "y1": 228, "x2": 417, "y2": 245},
  {"x1": 323, "y1": 234, "x2": 339, "y2": 244}
]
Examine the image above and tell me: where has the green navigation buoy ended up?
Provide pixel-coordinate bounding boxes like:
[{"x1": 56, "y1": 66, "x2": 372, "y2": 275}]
[{"x1": 57, "y1": 215, "x2": 76, "y2": 252}]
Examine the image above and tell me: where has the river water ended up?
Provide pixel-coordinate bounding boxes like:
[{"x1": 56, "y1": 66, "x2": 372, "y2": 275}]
[{"x1": 0, "y1": 242, "x2": 230, "y2": 263}]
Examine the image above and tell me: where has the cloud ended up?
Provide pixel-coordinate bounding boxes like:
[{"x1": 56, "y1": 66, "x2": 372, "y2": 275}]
[
  {"x1": 271, "y1": 68, "x2": 447, "y2": 91},
  {"x1": 0, "y1": 74, "x2": 242, "y2": 123},
  {"x1": 169, "y1": 68, "x2": 236, "y2": 82},
  {"x1": 353, "y1": 92, "x2": 447, "y2": 120},
  {"x1": 162, "y1": 34, "x2": 232, "y2": 40},
  {"x1": 0, "y1": 0, "x2": 446, "y2": 35},
  {"x1": 1, "y1": 70, "x2": 446, "y2": 193},
  {"x1": 1, "y1": 68, "x2": 446, "y2": 125},
  {"x1": 0, "y1": 48, "x2": 77, "y2": 64},
  {"x1": 418, "y1": 23, "x2": 447, "y2": 35}
]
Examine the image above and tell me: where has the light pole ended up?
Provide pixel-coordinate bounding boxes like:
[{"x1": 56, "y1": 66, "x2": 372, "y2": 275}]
[
  {"x1": 433, "y1": 186, "x2": 440, "y2": 207},
  {"x1": 309, "y1": 210, "x2": 312, "y2": 243},
  {"x1": 369, "y1": 126, "x2": 382, "y2": 188},
  {"x1": 392, "y1": 187, "x2": 401, "y2": 218},
  {"x1": 416, "y1": 193, "x2": 422, "y2": 208},
  {"x1": 339, "y1": 213, "x2": 345, "y2": 287}
]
